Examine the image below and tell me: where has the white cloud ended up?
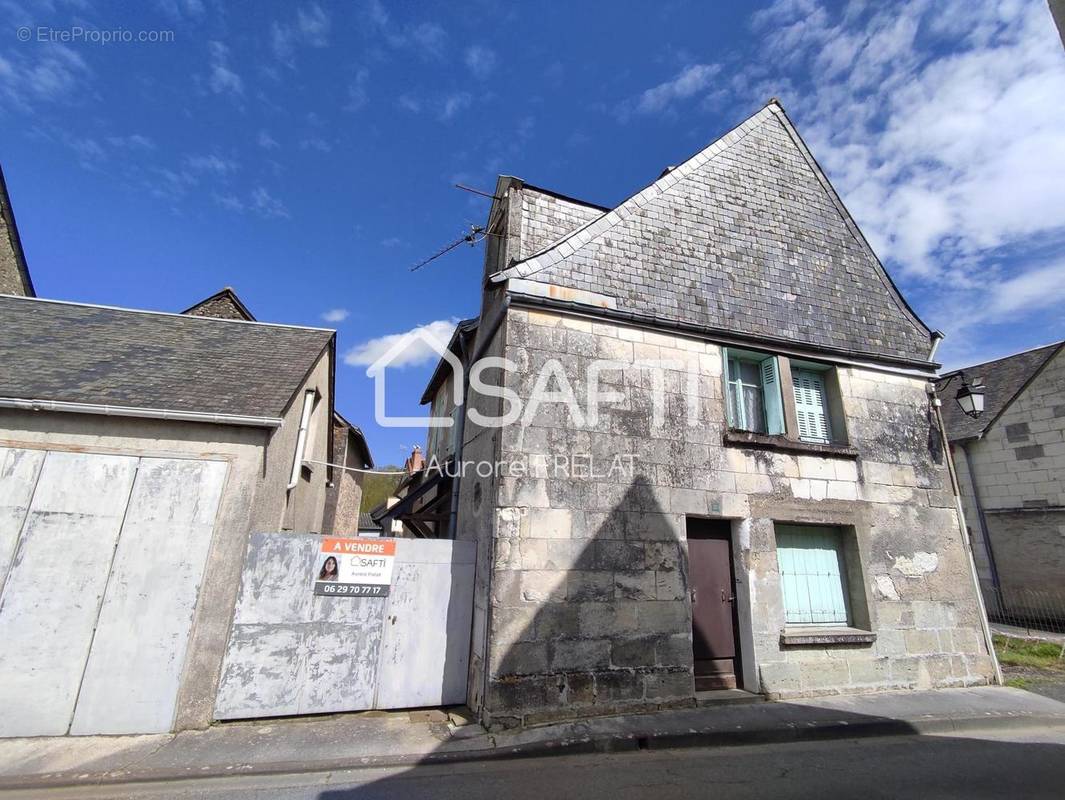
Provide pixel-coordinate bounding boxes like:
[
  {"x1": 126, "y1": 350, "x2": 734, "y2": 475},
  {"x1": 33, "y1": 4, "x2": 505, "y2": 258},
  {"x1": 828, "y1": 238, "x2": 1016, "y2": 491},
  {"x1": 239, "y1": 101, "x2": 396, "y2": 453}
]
[
  {"x1": 396, "y1": 93, "x2": 421, "y2": 113},
  {"x1": 987, "y1": 260, "x2": 1065, "y2": 318},
  {"x1": 300, "y1": 137, "x2": 332, "y2": 153},
  {"x1": 106, "y1": 134, "x2": 155, "y2": 151},
  {"x1": 344, "y1": 319, "x2": 459, "y2": 368},
  {"x1": 250, "y1": 186, "x2": 290, "y2": 219},
  {"x1": 618, "y1": 63, "x2": 720, "y2": 118},
  {"x1": 0, "y1": 43, "x2": 90, "y2": 110},
  {"x1": 185, "y1": 154, "x2": 239, "y2": 174},
  {"x1": 321, "y1": 308, "x2": 350, "y2": 323},
  {"x1": 258, "y1": 130, "x2": 280, "y2": 149},
  {"x1": 465, "y1": 45, "x2": 497, "y2": 79},
  {"x1": 410, "y1": 22, "x2": 447, "y2": 57},
  {"x1": 440, "y1": 91, "x2": 472, "y2": 121},
  {"x1": 207, "y1": 41, "x2": 242, "y2": 95},
  {"x1": 272, "y1": 3, "x2": 331, "y2": 64},
  {"x1": 345, "y1": 67, "x2": 370, "y2": 111}
]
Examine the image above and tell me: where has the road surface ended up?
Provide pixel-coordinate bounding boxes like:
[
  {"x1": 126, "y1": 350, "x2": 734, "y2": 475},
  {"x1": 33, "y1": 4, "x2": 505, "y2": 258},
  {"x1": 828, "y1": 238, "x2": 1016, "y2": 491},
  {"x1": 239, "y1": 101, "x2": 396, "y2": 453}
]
[{"x1": 12, "y1": 726, "x2": 1065, "y2": 799}]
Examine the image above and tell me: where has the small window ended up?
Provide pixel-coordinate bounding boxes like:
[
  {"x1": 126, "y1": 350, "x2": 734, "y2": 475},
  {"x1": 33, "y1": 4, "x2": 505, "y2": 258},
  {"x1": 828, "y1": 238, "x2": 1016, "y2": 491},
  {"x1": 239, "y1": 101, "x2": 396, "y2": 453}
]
[
  {"x1": 775, "y1": 525, "x2": 849, "y2": 626},
  {"x1": 791, "y1": 369, "x2": 832, "y2": 444},
  {"x1": 725, "y1": 350, "x2": 784, "y2": 435}
]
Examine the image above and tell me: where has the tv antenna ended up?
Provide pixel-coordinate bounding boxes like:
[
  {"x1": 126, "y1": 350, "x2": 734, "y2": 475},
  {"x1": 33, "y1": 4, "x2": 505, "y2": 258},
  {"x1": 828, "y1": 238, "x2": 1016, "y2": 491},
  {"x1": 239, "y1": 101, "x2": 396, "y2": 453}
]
[{"x1": 409, "y1": 224, "x2": 486, "y2": 272}]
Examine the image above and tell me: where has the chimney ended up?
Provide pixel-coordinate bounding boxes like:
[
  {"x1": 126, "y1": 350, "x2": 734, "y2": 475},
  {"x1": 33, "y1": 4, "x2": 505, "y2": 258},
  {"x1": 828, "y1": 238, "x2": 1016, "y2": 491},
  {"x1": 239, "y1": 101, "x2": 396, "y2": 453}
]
[{"x1": 404, "y1": 445, "x2": 425, "y2": 475}]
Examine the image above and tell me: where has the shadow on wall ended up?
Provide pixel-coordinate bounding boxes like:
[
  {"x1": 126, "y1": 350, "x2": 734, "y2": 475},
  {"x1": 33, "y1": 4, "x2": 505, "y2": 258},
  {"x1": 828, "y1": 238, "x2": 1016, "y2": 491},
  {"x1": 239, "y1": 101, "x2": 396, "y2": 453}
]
[{"x1": 477, "y1": 473, "x2": 697, "y2": 728}]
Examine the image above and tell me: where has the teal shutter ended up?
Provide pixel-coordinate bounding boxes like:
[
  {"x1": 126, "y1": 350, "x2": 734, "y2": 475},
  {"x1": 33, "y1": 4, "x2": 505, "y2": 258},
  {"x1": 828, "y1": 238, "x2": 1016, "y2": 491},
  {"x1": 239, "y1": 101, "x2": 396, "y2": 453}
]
[
  {"x1": 760, "y1": 356, "x2": 785, "y2": 435},
  {"x1": 792, "y1": 369, "x2": 831, "y2": 443},
  {"x1": 775, "y1": 526, "x2": 849, "y2": 625}
]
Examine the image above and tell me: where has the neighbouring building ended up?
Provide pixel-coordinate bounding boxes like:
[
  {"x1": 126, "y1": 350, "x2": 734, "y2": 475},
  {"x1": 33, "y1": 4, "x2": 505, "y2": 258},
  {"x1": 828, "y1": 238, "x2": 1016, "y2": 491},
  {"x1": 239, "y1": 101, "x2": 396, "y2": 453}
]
[
  {"x1": 0, "y1": 293, "x2": 339, "y2": 737},
  {"x1": 0, "y1": 164, "x2": 34, "y2": 297},
  {"x1": 425, "y1": 99, "x2": 998, "y2": 729},
  {"x1": 176, "y1": 285, "x2": 374, "y2": 535},
  {"x1": 936, "y1": 341, "x2": 1065, "y2": 621}
]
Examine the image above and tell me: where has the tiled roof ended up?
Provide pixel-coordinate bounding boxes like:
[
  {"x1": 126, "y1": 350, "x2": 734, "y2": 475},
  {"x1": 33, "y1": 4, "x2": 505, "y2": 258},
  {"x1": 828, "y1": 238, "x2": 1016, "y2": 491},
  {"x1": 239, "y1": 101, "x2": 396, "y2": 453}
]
[
  {"x1": 936, "y1": 342, "x2": 1064, "y2": 441},
  {"x1": 493, "y1": 101, "x2": 934, "y2": 365},
  {"x1": 0, "y1": 295, "x2": 333, "y2": 420}
]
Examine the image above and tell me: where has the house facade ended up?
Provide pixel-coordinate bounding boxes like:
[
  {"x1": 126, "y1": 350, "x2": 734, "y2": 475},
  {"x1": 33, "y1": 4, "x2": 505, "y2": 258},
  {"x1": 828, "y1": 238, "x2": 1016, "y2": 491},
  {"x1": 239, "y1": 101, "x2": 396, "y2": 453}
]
[
  {"x1": 937, "y1": 342, "x2": 1065, "y2": 620},
  {"x1": 433, "y1": 101, "x2": 997, "y2": 729}
]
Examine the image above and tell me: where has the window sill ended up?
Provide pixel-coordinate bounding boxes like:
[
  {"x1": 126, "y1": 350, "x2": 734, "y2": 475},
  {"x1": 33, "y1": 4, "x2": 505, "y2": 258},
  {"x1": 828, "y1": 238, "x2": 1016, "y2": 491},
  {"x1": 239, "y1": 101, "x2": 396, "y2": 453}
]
[
  {"x1": 779, "y1": 627, "x2": 877, "y2": 647},
  {"x1": 723, "y1": 430, "x2": 858, "y2": 459}
]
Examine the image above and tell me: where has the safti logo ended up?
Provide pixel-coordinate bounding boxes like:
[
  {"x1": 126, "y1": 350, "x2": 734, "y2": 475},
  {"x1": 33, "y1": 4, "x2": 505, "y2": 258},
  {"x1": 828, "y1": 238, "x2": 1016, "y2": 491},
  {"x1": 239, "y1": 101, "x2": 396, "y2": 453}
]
[
  {"x1": 365, "y1": 327, "x2": 464, "y2": 428},
  {"x1": 364, "y1": 328, "x2": 707, "y2": 431}
]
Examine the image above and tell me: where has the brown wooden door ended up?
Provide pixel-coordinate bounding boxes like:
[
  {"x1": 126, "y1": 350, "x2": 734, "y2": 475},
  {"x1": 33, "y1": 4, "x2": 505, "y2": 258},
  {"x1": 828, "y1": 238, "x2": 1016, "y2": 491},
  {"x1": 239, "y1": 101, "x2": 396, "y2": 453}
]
[{"x1": 687, "y1": 518, "x2": 741, "y2": 690}]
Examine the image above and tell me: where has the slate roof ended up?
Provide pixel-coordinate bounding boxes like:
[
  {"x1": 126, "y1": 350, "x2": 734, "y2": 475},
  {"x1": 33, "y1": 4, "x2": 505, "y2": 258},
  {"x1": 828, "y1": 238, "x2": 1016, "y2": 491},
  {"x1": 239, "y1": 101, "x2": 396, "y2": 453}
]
[
  {"x1": 181, "y1": 287, "x2": 257, "y2": 321},
  {"x1": 0, "y1": 295, "x2": 333, "y2": 420},
  {"x1": 492, "y1": 101, "x2": 934, "y2": 366},
  {"x1": 936, "y1": 341, "x2": 1064, "y2": 442}
]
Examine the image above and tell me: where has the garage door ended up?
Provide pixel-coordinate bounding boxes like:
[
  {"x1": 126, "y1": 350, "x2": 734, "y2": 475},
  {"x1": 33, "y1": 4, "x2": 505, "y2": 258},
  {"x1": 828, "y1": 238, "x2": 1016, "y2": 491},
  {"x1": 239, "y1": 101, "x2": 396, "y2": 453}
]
[{"x1": 0, "y1": 447, "x2": 227, "y2": 737}]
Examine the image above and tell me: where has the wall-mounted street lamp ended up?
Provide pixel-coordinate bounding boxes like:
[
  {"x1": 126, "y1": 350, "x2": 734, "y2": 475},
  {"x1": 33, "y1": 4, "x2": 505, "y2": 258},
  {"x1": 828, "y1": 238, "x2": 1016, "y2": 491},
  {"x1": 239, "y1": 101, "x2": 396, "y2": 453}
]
[{"x1": 954, "y1": 372, "x2": 985, "y2": 419}]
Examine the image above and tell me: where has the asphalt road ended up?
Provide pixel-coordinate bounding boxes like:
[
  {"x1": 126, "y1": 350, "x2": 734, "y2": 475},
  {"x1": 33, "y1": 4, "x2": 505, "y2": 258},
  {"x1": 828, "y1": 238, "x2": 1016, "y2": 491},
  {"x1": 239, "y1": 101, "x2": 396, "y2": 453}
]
[{"x1": 14, "y1": 727, "x2": 1065, "y2": 800}]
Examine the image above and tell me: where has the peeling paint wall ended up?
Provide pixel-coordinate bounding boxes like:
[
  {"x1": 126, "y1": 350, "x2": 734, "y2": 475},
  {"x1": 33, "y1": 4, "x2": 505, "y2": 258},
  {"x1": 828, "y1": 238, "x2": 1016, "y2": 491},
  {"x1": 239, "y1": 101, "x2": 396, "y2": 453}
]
[
  {"x1": 214, "y1": 532, "x2": 475, "y2": 718},
  {"x1": 0, "y1": 448, "x2": 227, "y2": 737}
]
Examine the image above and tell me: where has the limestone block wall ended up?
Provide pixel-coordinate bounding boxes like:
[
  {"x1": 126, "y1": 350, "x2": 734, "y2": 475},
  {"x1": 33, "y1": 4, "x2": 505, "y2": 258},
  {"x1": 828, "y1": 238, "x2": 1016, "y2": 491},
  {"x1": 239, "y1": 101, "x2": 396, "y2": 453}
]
[
  {"x1": 470, "y1": 307, "x2": 995, "y2": 727},
  {"x1": 953, "y1": 346, "x2": 1065, "y2": 603}
]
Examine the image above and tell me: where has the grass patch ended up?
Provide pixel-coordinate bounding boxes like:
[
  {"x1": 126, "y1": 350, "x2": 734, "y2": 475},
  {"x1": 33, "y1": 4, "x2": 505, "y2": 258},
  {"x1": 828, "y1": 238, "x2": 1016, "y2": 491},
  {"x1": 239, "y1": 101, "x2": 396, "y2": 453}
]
[
  {"x1": 1005, "y1": 676, "x2": 1032, "y2": 690},
  {"x1": 994, "y1": 634, "x2": 1065, "y2": 670}
]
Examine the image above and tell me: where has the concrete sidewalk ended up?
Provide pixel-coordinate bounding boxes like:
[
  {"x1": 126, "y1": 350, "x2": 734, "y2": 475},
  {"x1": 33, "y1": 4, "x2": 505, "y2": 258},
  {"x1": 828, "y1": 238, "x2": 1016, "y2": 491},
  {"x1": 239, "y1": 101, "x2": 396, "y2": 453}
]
[{"x1": 2, "y1": 687, "x2": 1064, "y2": 792}]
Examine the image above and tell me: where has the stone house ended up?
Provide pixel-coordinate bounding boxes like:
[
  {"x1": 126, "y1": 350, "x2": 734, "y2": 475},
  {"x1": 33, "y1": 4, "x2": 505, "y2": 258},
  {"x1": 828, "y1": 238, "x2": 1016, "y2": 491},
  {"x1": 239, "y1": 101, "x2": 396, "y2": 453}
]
[
  {"x1": 0, "y1": 292, "x2": 343, "y2": 737},
  {"x1": 426, "y1": 100, "x2": 998, "y2": 729},
  {"x1": 936, "y1": 341, "x2": 1065, "y2": 620}
]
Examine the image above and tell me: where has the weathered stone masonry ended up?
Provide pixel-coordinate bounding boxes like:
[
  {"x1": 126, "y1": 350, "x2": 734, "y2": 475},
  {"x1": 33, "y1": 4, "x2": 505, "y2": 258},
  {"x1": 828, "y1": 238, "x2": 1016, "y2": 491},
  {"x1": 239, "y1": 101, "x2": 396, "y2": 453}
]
[
  {"x1": 445, "y1": 101, "x2": 998, "y2": 728},
  {"x1": 463, "y1": 307, "x2": 994, "y2": 728}
]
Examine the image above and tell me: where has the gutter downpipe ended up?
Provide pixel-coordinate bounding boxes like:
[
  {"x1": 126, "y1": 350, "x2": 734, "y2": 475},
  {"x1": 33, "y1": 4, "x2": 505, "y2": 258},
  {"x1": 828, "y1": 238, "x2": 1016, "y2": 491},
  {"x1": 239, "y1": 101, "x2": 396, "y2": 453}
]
[
  {"x1": 959, "y1": 440, "x2": 1004, "y2": 598},
  {"x1": 930, "y1": 364, "x2": 1003, "y2": 684}
]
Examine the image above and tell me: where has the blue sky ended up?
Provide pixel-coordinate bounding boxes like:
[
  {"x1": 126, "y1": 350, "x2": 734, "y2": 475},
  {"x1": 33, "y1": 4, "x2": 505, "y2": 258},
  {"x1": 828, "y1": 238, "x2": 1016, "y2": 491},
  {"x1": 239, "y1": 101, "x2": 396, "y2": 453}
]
[{"x1": 2, "y1": 0, "x2": 1063, "y2": 464}]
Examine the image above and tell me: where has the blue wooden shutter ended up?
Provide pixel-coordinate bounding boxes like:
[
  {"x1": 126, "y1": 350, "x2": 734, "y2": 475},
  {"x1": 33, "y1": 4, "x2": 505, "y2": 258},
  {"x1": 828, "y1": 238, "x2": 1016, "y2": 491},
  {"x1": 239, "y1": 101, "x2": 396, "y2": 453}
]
[
  {"x1": 776, "y1": 526, "x2": 849, "y2": 625},
  {"x1": 792, "y1": 369, "x2": 831, "y2": 443},
  {"x1": 760, "y1": 356, "x2": 785, "y2": 435}
]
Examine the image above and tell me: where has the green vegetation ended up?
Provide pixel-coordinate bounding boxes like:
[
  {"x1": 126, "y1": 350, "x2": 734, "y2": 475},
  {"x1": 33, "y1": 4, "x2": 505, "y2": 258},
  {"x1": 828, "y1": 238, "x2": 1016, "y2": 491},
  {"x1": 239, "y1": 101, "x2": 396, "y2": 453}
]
[
  {"x1": 360, "y1": 467, "x2": 404, "y2": 515},
  {"x1": 993, "y1": 635, "x2": 1065, "y2": 670}
]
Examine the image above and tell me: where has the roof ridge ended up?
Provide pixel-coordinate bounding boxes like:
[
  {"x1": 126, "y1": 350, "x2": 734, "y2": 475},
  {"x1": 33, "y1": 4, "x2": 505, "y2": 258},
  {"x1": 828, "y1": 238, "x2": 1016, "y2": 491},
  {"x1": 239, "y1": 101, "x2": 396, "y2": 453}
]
[
  {"x1": 491, "y1": 101, "x2": 779, "y2": 282},
  {"x1": 0, "y1": 293, "x2": 333, "y2": 334},
  {"x1": 939, "y1": 339, "x2": 1065, "y2": 377}
]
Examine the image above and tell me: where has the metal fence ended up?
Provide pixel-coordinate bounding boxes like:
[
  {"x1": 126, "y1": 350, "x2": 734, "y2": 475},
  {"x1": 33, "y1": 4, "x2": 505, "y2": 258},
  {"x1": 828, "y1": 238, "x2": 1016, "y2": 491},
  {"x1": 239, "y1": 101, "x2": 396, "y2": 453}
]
[{"x1": 982, "y1": 585, "x2": 1065, "y2": 636}]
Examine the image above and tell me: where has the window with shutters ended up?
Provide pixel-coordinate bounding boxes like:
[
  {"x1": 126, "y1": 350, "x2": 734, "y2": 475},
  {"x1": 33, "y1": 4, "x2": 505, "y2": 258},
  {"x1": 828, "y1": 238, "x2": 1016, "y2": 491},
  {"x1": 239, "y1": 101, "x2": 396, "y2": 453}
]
[
  {"x1": 775, "y1": 525, "x2": 850, "y2": 626},
  {"x1": 725, "y1": 350, "x2": 785, "y2": 435},
  {"x1": 791, "y1": 369, "x2": 833, "y2": 444}
]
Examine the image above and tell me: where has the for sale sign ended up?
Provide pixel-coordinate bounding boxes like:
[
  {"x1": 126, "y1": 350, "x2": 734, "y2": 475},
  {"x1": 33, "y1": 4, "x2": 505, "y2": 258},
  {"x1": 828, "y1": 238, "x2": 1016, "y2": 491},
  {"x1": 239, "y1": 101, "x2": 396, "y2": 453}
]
[{"x1": 313, "y1": 537, "x2": 396, "y2": 597}]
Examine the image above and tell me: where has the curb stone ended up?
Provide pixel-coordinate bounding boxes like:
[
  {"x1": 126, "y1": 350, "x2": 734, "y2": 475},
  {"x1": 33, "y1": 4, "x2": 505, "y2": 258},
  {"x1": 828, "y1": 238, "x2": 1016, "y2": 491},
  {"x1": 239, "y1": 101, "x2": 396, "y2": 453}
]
[{"x1": 2, "y1": 711, "x2": 1064, "y2": 792}]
